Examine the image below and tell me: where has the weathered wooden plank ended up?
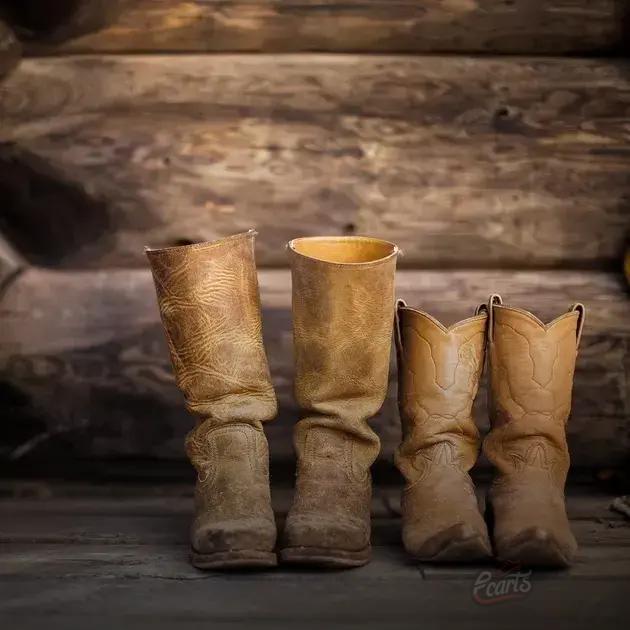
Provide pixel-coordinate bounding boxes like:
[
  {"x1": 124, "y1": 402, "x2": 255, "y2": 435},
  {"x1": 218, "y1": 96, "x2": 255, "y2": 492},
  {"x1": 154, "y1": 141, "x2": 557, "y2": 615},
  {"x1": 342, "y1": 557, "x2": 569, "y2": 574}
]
[
  {"x1": 1, "y1": 507, "x2": 627, "y2": 547},
  {"x1": 0, "y1": 567, "x2": 629, "y2": 629},
  {"x1": 1, "y1": 570, "x2": 630, "y2": 630},
  {"x1": 1, "y1": 55, "x2": 629, "y2": 269},
  {"x1": 0, "y1": 542, "x2": 419, "y2": 580},
  {"x1": 421, "y1": 546, "x2": 630, "y2": 580},
  {"x1": 0, "y1": 267, "x2": 627, "y2": 466},
  {"x1": 0, "y1": 485, "x2": 620, "y2": 521},
  {"x1": 24, "y1": 0, "x2": 627, "y2": 55},
  {"x1": 1, "y1": 541, "x2": 630, "y2": 580},
  {"x1": 0, "y1": 487, "x2": 621, "y2": 520}
]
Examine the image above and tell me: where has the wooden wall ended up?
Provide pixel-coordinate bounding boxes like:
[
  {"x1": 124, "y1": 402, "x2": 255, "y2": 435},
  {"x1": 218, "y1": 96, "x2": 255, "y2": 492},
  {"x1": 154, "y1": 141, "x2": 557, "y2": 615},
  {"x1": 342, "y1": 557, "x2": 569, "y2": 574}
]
[{"x1": 0, "y1": 0, "x2": 629, "y2": 472}]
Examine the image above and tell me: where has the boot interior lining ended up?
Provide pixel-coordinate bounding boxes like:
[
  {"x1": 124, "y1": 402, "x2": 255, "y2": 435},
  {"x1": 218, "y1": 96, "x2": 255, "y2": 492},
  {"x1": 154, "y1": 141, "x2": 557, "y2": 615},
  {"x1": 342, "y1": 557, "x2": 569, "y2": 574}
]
[{"x1": 290, "y1": 238, "x2": 396, "y2": 264}]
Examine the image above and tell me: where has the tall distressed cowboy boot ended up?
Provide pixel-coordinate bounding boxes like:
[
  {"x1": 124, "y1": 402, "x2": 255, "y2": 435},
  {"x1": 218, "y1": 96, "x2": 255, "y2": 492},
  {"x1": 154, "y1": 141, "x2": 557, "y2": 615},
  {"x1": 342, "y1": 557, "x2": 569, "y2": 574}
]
[
  {"x1": 146, "y1": 231, "x2": 278, "y2": 569},
  {"x1": 484, "y1": 295, "x2": 585, "y2": 567},
  {"x1": 280, "y1": 236, "x2": 398, "y2": 568},
  {"x1": 394, "y1": 300, "x2": 492, "y2": 561}
]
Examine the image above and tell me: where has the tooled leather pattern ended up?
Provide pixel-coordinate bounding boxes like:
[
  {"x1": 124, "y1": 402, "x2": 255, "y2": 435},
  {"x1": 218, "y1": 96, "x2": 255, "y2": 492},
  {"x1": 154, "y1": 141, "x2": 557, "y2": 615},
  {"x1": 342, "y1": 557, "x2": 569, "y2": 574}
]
[
  {"x1": 186, "y1": 422, "x2": 269, "y2": 486},
  {"x1": 298, "y1": 427, "x2": 369, "y2": 484},
  {"x1": 485, "y1": 308, "x2": 579, "y2": 488},
  {"x1": 187, "y1": 422, "x2": 275, "y2": 527},
  {"x1": 291, "y1": 253, "x2": 397, "y2": 477},
  {"x1": 146, "y1": 234, "x2": 277, "y2": 425},
  {"x1": 397, "y1": 312, "x2": 486, "y2": 487}
]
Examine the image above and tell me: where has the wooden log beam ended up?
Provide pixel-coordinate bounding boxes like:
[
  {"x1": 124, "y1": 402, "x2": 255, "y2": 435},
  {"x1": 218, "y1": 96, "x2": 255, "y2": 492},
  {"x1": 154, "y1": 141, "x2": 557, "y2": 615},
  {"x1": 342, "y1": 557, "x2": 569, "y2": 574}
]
[
  {"x1": 23, "y1": 0, "x2": 629, "y2": 56},
  {"x1": 1, "y1": 55, "x2": 629, "y2": 270},
  {"x1": 0, "y1": 267, "x2": 627, "y2": 466}
]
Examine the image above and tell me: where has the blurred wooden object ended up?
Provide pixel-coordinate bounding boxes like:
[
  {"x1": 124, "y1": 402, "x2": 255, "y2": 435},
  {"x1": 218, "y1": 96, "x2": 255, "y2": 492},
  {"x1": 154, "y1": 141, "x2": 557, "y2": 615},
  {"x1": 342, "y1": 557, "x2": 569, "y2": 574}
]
[
  {"x1": 1, "y1": 55, "x2": 629, "y2": 269},
  {"x1": 0, "y1": 267, "x2": 627, "y2": 466},
  {"x1": 24, "y1": 0, "x2": 628, "y2": 55},
  {"x1": 0, "y1": 18, "x2": 20, "y2": 78},
  {"x1": 1, "y1": 0, "x2": 122, "y2": 43},
  {"x1": 0, "y1": 233, "x2": 24, "y2": 290}
]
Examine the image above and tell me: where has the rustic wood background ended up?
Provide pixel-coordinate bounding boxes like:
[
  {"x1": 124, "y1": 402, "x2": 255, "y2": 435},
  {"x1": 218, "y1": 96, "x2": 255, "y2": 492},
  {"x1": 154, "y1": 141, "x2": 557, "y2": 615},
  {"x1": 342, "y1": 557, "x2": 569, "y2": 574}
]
[{"x1": 0, "y1": 0, "x2": 628, "y2": 473}]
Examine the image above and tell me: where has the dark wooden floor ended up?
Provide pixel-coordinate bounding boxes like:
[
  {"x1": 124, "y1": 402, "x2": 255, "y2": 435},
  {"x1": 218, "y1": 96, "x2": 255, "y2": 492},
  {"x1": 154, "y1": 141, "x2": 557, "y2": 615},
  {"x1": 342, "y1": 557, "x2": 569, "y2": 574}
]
[{"x1": 1, "y1": 482, "x2": 629, "y2": 629}]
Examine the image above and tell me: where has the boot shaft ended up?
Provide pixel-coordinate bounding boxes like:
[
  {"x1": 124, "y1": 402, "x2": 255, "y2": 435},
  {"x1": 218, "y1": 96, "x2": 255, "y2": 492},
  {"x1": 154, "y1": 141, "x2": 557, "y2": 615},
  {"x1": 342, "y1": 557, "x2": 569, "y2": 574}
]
[
  {"x1": 145, "y1": 231, "x2": 277, "y2": 426},
  {"x1": 288, "y1": 236, "x2": 398, "y2": 425},
  {"x1": 288, "y1": 236, "x2": 398, "y2": 474},
  {"x1": 394, "y1": 301, "x2": 487, "y2": 482},
  {"x1": 485, "y1": 295, "x2": 585, "y2": 481}
]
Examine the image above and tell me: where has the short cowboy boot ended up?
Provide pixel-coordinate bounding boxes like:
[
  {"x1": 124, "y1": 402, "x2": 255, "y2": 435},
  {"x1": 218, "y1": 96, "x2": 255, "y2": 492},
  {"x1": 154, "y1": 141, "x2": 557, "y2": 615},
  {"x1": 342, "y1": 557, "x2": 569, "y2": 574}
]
[
  {"x1": 484, "y1": 294, "x2": 585, "y2": 567},
  {"x1": 280, "y1": 236, "x2": 398, "y2": 568},
  {"x1": 146, "y1": 231, "x2": 278, "y2": 569},
  {"x1": 394, "y1": 300, "x2": 492, "y2": 561}
]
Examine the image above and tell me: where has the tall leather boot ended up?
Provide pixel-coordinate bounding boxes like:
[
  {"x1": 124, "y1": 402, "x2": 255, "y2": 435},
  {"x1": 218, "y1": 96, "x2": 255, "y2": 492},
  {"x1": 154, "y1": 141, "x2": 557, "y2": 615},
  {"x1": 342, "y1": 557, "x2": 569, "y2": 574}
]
[
  {"x1": 394, "y1": 300, "x2": 492, "y2": 561},
  {"x1": 146, "y1": 230, "x2": 278, "y2": 569},
  {"x1": 484, "y1": 294, "x2": 585, "y2": 567},
  {"x1": 280, "y1": 236, "x2": 399, "y2": 568}
]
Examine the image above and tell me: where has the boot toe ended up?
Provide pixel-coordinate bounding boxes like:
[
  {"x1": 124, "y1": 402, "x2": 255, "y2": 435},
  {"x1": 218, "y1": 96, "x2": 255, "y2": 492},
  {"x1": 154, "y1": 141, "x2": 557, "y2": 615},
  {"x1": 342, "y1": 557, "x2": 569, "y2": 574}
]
[
  {"x1": 192, "y1": 516, "x2": 277, "y2": 554},
  {"x1": 495, "y1": 526, "x2": 577, "y2": 568},
  {"x1": 404, "y1": 522, "x2": 492, "y2": 562},
  {"x1": 282, "y1": 512, "x2": 369, "y2": 552}
]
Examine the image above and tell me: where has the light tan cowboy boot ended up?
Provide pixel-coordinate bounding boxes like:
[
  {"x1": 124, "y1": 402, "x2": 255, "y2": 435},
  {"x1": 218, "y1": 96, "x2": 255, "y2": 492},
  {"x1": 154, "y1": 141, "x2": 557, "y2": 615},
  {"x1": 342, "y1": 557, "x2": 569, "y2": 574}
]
[
  {"x1": 280, "y1": 236, "x2": 399, "y2": 568},
  {"x1": 146, "y1": 231, "x2": 278, "y2": 569},
  {"x1": 394, "y1": 300, "x2": 492, "y2": 562},
  {"x1": 484, "y1": 294, "x2": 585, "y2": 567}
]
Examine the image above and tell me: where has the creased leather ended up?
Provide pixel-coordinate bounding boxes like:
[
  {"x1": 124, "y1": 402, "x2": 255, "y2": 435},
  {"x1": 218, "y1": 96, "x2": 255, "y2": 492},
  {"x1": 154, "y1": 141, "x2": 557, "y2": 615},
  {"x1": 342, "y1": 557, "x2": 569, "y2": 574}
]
[
  {"x1": 146, "y1": 231, "x2": 277, "y2": 560},
  {"x1": 484, "y1": 297, "x2": 584, "y2": 566},
  {"x1": 282, "y1": 236, "x2": 398, "y2": 561},
  {"x1": 395, "y1": 303, "x2": 491, "y2": 560}
]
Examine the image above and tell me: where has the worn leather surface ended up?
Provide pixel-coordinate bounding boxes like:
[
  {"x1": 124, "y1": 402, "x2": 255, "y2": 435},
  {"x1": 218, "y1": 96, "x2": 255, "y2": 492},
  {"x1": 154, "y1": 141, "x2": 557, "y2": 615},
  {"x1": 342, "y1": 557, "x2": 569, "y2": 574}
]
[
  {"x1": 282, "y1": 236, "x2": 398, "y2": 558},
  {"x1": 395, "y1": 302, "x2": 491, "y2": 560},
  {"x1": 484, "y1": 297, "x2": 585, "y2": 566},
  {"x1": 146, "y1": 231, "x2": 277, "y2": 558}
]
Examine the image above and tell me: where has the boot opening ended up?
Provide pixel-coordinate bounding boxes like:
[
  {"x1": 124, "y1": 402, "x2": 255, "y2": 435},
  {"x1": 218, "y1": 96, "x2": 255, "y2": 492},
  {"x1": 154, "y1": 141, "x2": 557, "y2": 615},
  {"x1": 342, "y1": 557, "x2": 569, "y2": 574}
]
[{"x1": 289, "y1": 237, "x2": 397, "y2": 264}]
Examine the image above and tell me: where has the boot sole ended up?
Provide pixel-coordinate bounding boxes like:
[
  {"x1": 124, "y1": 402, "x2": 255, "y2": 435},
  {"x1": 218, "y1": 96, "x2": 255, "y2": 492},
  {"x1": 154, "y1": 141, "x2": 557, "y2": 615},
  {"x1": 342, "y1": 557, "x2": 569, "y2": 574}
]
[
  {"x1": 413, "y1": 535, "x2": 493, "y2": 563},
  {"x1": 496, "y1": 531, "x2": 573, "y2": 568},
  {"x1": 279, "y1": 545, "x2": 371, "y2": 568},
  {"x1": 486, "y1": 500, "x2": 574, "y2": 568},
  {"x1": 191, "y1": 549, "x2": 277, "y2": 570}
]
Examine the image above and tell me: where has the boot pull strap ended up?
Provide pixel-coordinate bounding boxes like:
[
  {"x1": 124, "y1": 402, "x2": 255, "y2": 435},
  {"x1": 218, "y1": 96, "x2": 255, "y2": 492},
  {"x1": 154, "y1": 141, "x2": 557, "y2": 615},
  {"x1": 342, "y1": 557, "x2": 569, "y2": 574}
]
[
  {"x1": 569, "y1": 302, "x2": 586, "y2": 351},
  {"x1": 486, "y1": 294, "x2": 503, "y2": 342},
  {"x1": 394, "y1": 298, "x2": 407, "y2": 366}
]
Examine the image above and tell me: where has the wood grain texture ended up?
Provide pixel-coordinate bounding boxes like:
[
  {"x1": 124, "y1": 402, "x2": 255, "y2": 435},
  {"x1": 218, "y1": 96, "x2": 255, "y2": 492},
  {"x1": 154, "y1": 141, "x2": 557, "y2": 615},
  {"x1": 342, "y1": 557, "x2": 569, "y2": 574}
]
[
  {"x1": 1, "y1": 548, "x2": 630, "y2": 626},
  {"x1": 0, "y1": 267, "x2": 627, "y2": 466},
  {"x1": 24, "y1": 0, "x2": 629, "y2": 55},
  {"x1": 1, "y1": 55, "x2": 629, "y2": 269},
  {"x1": 0, "y1": 486, "x2": 619, "y2": 520},
  {"x1": 1, "y1": 501, "x2": 628, "y2": 547}
]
